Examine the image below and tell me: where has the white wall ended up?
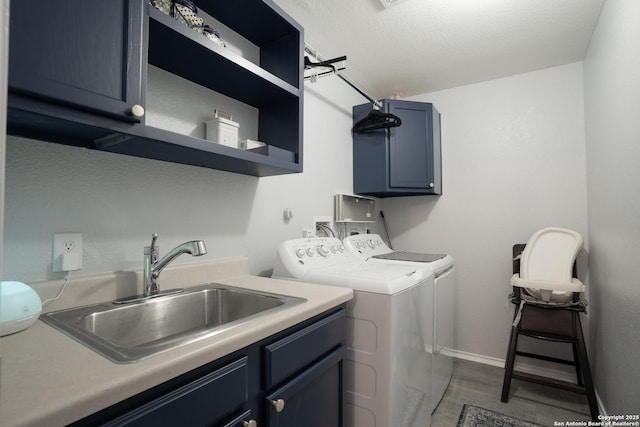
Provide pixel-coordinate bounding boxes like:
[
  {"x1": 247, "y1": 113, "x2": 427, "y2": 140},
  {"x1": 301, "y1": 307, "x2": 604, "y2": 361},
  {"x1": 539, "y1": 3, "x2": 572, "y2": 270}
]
[
  {"x1": 583, "y1": 0, "x2": 640, "y2": 414},
  {"x1": 380, "y1": 62, "x2": 589, "y2": 361},
  {"x1": 2, "y1": 76, "x2": 361, "y2": 282}
]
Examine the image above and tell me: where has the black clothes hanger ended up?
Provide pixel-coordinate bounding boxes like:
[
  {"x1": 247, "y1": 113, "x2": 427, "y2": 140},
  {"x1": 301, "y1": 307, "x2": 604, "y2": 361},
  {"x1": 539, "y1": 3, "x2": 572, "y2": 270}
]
[
  {"x1": 304, "y1": 55, "x2": 348, "y2": 81},
  {"x1": 352, "y1": 108, "x2": 402, "y2": 133},
  {"x1": 304, "y1": 55, "x2": 347, "y2": 73}
]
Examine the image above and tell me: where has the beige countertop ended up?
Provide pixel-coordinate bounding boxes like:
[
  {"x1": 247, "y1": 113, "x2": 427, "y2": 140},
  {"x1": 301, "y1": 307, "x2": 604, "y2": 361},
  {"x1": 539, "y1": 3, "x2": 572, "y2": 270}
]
[{"x1": 0, "y1": 258, "x2": 353, "y2": 427}]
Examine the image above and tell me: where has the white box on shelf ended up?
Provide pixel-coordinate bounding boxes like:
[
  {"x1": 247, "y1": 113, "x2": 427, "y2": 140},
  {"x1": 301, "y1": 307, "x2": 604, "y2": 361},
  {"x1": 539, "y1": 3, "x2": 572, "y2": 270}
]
[
  {"x1": 206, "y1": 116, "x2": 239, "y2": 148},
  {"x1": 240, "y1": 139, "x2": 266, "y2": 150}
]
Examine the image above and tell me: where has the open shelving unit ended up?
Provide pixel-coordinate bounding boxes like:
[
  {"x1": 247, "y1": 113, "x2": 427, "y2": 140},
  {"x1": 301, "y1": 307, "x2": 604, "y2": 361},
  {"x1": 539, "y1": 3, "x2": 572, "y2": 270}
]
[
  {"x1": 103, "y1": 1, "x2": 304, "y2": 177},
  {"x1": 8, "y1": 0, "x2": 304, "y2": 178}
]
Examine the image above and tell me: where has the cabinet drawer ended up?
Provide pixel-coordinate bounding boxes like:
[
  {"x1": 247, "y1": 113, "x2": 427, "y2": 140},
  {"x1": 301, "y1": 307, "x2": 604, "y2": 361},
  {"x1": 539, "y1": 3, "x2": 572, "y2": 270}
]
[
  {"x1": 264, "y1": 309, "x2": 346, "y2": 388},
  {"x1": 105, "y1": 357, "x2": 248, "y2": 427}
]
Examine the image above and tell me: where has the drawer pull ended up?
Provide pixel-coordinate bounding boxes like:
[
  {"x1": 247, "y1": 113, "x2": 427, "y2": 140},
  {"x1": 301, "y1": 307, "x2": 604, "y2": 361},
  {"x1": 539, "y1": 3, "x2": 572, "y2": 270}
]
[
  {"x1": 243, "y1": 420, "x2": 257, "y2": 427},
  {"x1": 270, "y1": 398, "x2": 285, "y2": 412}
]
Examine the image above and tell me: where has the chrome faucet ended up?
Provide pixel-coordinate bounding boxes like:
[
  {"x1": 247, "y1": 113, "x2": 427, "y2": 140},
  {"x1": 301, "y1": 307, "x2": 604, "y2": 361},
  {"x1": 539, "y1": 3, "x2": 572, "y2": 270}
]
[{"x1": 143, "y1": 233, "x2": 207, "y2": 297}]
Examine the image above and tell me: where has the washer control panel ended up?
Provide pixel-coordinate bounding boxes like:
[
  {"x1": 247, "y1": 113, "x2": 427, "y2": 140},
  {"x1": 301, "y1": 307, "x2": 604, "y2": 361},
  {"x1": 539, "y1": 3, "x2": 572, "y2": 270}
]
[
  {"x1": 278, "y1": 237, "x2": 353, "y2": 269},
  {"x1": 343, "y1": 234, "x2": 390, "y2": 257}
]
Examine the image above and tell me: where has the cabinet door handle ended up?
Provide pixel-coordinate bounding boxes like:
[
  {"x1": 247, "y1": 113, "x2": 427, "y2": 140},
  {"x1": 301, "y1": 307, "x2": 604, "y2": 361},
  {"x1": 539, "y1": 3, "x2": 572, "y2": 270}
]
[
  {"x1": 270, "y1": 398, "x2": 285, "y2": 412},
  {"x1": 243, "y1": 420, "x2": 257, "y2": 427},
  {"x1": 429, "y1": 182, "x2": 434, "y2": 188},
  {"x1": 130, "y1": 104, "x2": 145, "y2": 118}
]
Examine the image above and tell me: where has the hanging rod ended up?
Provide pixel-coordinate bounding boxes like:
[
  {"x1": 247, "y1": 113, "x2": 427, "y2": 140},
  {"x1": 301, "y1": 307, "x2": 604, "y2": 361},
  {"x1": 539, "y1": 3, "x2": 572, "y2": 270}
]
[
  {"x1": 304, "y1": 67, "x2": 346, "y2": 80},
  {"x1": 304, "y1": 45, "x2": 383, "y2": 110}
]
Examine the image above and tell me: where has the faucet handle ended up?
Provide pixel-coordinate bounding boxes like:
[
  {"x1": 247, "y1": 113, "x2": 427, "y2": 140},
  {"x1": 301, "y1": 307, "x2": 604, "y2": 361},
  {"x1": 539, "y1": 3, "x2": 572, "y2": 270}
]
[
  {"x1": 150, "y1": 233, "x2": 159, "y2": 250},
  {"x1": 146, "y1": 233, "x2": 159, "y2": 263}
]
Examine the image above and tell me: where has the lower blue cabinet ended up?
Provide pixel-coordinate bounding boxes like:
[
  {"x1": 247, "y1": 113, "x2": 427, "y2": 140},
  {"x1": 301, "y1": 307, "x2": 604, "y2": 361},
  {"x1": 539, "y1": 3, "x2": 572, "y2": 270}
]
[{"x1": 71, "y1": 307, "x2": 346, "y2": 427}]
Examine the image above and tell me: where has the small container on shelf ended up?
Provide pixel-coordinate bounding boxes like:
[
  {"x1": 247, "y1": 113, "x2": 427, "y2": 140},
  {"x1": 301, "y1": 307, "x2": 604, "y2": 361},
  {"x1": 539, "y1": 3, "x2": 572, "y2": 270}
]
[
  {"x1": 202, "y1": 25, "x2": 226, "y2": 47},
  {"x1": 150, "y1": 0, "x2": 172, "y2": 15},
  {"x1": 240, "y1": 139, "x2": 266, "y2": 151},
  {"x1": 171, "y1": 0, "x2": 203, "y2": 30},
  {"x1": 206, "y1": 110, "x2": 239, "y2": 148},
  {"x1": 241, "y1": 140, "x2": 297, "y2": 162}
]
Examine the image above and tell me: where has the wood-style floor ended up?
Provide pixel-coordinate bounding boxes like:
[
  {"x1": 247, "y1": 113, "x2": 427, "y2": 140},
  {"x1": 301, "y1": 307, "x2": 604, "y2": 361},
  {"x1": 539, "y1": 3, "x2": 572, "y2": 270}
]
[{"x1": 430, "y1": 358, "x2": 591, "y2": 426}]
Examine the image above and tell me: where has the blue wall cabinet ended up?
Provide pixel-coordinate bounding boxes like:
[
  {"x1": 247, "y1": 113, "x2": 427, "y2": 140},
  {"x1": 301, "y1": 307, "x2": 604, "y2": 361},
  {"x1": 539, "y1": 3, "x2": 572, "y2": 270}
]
[
  {"x1": 7, "y1": 0, "x2": 304, "y2": 177},
  {"x1": 353, "y1": 100, "x2": 442, "y2": 197},
  {"x1": 8, "y1": 0, "x2": 145, "y2": 123},
  {"x1": 71, "y1": 308, "x2": 346, "y2": 427}
]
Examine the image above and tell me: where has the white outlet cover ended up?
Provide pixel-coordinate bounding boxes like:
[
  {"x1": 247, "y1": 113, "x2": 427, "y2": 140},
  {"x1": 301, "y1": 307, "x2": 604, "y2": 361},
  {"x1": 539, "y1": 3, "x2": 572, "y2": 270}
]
[
  {"x1": 53, "y1": 233, "x2": 83, "y2": 272},
  {"x1": 313, "y1": 215, "x2": 334, "y2": 237}
]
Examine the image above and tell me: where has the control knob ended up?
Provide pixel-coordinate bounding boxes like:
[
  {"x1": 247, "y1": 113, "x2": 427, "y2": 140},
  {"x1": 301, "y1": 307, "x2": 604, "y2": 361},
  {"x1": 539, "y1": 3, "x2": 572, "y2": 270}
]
[{"x1": 317, "y1": 244, "x2": 330, "y2": 257}]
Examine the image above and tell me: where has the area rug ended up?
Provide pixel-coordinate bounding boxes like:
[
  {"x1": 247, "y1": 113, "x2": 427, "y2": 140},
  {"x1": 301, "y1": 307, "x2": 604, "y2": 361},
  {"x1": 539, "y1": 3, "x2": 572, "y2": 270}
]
[{"x1": 457, "y1": 404, "x2": 544, "y2": 427}]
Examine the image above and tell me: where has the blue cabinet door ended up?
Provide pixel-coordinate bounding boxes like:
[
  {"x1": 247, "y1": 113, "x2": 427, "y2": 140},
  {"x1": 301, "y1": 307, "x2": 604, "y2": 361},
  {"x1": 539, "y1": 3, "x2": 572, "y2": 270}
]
[
  {"x1": 388, "y1": 100, "x2": 437, "y2": 190},
  {"x1": 8, "y1": 0, "x2": 144, "y2": 122},
  {"x1": 265, "y1": 346, "x2": 346, "y2": 427}
]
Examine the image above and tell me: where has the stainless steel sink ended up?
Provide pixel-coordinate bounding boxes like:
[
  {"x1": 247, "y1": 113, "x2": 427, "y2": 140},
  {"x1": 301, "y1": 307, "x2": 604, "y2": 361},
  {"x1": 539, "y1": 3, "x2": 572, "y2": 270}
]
[{"x1": 40, "y1": 284, "x2": 306, "y2": 363}]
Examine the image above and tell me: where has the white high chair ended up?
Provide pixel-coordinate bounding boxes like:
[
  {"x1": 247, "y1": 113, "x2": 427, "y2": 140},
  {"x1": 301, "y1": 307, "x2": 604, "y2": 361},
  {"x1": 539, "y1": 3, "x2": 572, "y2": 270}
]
[{"x1": 501, "y1": 227, "x2": 599, "y2": 420}]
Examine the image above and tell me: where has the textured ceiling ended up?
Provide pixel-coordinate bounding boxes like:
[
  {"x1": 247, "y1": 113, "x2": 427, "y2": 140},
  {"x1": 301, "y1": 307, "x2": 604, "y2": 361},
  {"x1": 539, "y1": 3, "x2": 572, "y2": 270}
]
[{"x1": 272, "y1": 0, "x2": 605, "y2": 99}]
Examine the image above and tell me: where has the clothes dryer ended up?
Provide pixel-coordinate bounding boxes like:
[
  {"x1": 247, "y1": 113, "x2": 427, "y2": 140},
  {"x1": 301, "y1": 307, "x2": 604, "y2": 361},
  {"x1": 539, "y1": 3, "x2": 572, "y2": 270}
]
[
  {"x1": 273, "y1": 237, "x2": 435, "y2": 427},
  {"x1": 343, "y1": 233, "x2": 455, "y2": 412}
]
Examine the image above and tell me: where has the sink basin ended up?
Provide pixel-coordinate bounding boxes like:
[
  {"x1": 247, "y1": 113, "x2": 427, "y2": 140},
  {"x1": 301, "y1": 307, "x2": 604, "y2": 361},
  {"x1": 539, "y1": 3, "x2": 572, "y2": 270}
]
[{"x1": 40, "y1": 284, "x2": 306, "y2": 363}]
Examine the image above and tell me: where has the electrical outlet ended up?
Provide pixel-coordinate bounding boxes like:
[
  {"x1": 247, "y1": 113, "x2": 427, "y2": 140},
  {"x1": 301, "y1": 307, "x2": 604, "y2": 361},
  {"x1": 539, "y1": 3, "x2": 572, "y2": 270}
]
[{"x1": 53, "y1": 232, "x2": 83, "y2": 272}]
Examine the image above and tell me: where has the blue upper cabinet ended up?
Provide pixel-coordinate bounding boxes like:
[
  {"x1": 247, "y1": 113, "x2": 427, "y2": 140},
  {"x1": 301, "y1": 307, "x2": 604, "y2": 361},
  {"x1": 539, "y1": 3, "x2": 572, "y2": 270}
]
[
  {"x1": 8, "y1": 0, "x2": 145, "y2": 123},
  {"x1": 353, "y1": 100, "x2": 442, "y2": 197},
  {"x1": 7, "y1": 0, "x2": 304, "y2": 177}
]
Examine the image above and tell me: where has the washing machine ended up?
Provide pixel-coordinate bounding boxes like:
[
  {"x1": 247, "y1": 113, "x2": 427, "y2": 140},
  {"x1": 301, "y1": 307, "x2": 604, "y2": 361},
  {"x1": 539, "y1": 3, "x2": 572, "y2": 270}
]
[
  {"x1": 342, "y1": 233, "x2": 455, "y2": 413},
  {"x1": 273, "y1": 237, "x2": 435, "y2": 427}
]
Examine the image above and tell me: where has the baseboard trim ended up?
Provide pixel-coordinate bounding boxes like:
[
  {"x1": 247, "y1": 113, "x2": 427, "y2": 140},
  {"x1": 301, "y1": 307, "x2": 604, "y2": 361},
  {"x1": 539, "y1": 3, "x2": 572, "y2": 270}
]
[
  {"x1": 445, "y1": 349, "x2": 505, "y2": 369},
  {"x1": 446, "y1": 349, "x2": 607, "y2": 416},
  {"x1": 447, "y1": 348, "x2": 579, "y2": 383}
]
